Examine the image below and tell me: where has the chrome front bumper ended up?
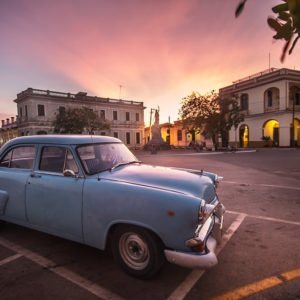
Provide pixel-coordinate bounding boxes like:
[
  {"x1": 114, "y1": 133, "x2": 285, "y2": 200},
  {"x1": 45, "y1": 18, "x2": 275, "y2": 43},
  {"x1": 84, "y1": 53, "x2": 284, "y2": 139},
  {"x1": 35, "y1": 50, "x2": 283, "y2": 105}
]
[
  {"x1": 164, "y1": 235, "x2": 218, "y2": 269},
  {"x1": 164, "y1": 203, "x2": 225, "y2": 269}
]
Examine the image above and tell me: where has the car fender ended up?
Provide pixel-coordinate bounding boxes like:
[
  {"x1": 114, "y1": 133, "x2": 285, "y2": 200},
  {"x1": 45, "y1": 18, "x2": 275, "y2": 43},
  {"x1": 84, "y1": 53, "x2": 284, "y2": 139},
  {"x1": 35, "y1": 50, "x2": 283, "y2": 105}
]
[
  {"x1": 82, "y1": 178, "x2": 201, "y2": 252},
  {"x1": 0, "y1": 190, "x2": 9, "y2": 216},
  {"x1": 103, "y1": 219, "x2": 165, "y2": 249}
]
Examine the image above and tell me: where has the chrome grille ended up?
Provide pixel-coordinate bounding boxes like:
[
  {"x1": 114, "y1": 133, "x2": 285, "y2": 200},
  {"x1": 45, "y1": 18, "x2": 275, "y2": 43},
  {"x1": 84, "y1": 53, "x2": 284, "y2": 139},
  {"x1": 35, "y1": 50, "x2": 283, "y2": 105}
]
[{"x1": 203, "y1": 184, "x2": 216, "y2": 203}]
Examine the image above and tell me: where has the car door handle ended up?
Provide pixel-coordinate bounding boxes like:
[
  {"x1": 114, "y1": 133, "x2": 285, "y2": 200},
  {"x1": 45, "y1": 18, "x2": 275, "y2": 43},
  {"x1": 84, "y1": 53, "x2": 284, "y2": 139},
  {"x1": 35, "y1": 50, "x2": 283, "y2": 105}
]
[{"x1": 30, "y1": 173, "x2": 42, "y2": 178}]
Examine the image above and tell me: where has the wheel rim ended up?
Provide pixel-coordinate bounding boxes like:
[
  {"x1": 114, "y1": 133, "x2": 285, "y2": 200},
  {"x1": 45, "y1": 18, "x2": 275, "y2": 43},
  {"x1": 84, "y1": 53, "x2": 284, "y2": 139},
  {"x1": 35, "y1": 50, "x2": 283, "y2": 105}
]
[{"x1": 119, "y1": 232, "x2": 150, "y2": 270}]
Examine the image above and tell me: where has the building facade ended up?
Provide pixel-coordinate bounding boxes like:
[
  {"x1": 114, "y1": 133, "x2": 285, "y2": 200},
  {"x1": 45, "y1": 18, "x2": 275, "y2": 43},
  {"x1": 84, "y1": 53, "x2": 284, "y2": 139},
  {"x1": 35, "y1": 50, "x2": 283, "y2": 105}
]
[
  {"x1": 144, "y1": 120, "x2": 213, "y2": 148},
  {"x1": 0, "y1": 117, "x2": 18, "y2": 145},
  {"x1": 8, "y1": 88, "x2": 145, "y2": 148},
  {"x1": 220, "y1": 68, "x2": 300, "y2": 147}
]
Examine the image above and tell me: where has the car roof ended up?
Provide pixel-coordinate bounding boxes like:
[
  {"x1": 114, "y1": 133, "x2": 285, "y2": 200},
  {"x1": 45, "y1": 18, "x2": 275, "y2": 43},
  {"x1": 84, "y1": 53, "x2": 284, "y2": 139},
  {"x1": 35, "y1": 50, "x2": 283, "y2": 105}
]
[{"x1": 1, "y1": 135, "x2": 121, "y2": 151}]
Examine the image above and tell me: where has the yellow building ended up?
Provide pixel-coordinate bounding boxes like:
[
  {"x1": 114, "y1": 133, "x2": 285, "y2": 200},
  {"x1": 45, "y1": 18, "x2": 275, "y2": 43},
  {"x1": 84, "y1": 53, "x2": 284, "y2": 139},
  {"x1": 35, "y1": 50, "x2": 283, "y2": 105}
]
[
  {"x1": 0, "y1": 117, "x2": 18, "y2": 146},
  {"x1": 145, "y1": 120, "x2": 213, "y2": 148}
]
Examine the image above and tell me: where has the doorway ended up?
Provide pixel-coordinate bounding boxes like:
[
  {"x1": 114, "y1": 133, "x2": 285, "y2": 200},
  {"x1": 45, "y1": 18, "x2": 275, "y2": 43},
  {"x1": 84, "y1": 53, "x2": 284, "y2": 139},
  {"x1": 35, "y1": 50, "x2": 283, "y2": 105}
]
[{"x1": 239, "y1": 125, "x2": 249, "y2": 148}]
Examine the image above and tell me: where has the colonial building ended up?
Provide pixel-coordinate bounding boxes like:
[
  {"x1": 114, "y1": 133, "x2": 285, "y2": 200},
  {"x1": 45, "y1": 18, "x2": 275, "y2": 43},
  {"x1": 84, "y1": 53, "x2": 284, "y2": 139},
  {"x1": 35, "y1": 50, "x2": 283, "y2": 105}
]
[
  {"x1": 0, "y1": 117, "x2": 18, "y2": 145},
  {"x1": 220, "y1": 68, "x2": 300, "y2": 147},
  {"x1": 11, "y1": 88, "x2": 145, "y2": 148}
]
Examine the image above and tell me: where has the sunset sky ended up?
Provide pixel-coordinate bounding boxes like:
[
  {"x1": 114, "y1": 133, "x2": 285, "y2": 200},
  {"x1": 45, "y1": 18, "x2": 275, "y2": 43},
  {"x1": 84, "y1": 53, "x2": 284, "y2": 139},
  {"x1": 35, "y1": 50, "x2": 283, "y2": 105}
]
[{"x1": 1, "y1": 0, "x2": 300, "y2": 125}]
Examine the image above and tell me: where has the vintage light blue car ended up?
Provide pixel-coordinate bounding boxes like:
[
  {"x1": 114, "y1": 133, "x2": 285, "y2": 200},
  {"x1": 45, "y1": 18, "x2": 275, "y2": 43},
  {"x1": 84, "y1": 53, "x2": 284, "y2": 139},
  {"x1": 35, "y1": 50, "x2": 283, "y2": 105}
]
[{"x1": 0, "y1": 135, "x2": 225, "y2": 278}]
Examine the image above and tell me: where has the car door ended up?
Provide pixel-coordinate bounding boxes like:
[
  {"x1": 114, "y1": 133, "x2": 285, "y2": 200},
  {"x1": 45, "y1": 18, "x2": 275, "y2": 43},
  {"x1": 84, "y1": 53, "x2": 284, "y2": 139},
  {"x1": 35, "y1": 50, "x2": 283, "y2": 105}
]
[
  {"x1": 0, "y1": 145, "x2": 36, "y2": 222},
  {"x1": 25, "y1": 145, "x2": 84, "y2": 242}
]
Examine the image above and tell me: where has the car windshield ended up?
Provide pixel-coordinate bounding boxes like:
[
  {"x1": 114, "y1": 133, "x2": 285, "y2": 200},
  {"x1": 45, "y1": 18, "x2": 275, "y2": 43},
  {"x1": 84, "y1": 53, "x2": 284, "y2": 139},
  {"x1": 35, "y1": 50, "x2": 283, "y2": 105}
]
[{"x1": 77, "y1": 143, "x2": 138, "y2": 174}]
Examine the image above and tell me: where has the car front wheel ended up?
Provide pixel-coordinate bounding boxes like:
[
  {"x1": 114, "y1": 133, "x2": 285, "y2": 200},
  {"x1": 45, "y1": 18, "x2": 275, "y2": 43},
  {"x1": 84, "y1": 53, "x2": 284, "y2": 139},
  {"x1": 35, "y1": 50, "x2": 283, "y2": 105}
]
[
  {"x1": 0, "y1": 220, "x2": 5, "y2": 230},
  {"x1": 111, "y1": 225, "x2": 165, "y2": 279}
]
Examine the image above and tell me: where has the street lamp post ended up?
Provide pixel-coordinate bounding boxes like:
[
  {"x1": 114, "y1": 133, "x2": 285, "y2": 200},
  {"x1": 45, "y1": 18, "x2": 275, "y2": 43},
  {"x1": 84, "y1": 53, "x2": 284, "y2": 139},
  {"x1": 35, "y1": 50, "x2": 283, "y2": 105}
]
[
  {"x1": 291, "y1": 90, "x2": 295, "y2": 147},
  {"x1": 234, "y1": 126, "x2": 238, "y2": 149},
  {"x1": 149, "y1": 108, "x2": 155, "y2": 141}
]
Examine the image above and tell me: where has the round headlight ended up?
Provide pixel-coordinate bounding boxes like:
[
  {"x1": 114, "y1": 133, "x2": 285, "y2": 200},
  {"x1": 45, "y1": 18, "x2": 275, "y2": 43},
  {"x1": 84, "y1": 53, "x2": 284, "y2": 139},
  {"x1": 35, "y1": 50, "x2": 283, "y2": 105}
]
[
  {"x1": 198, "y1": 202, "x2": 206, "y2": 223},
  {"x1": 198, "y1": 203, "x2": 216, "y2": 224}
]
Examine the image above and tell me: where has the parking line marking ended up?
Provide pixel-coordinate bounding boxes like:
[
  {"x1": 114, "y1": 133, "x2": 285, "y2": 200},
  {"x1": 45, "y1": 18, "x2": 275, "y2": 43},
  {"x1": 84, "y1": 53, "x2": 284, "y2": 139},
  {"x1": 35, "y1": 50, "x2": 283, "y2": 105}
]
[
  {"x1": 257, "y1": 183, "x2": 300, "y2": 191},
  {"x1": 0, "y1": 253, "x2": 23, "y2": 267},
  {"x1": 0, "y1": 237, "x2": 125, "y2": 300},
  {"x1": 215, "y1": 213, "x2": 247, "y2": 255},
  {"x1": 166, "y1": 213, "x2": 246, "y2": 300},
  {"x1": 209, "y1": 267, "x2": 300, "y2": 300},
  {"x1": 222, "y1": 181, "x2": 300, "y2": 191},
  {"x1": 227, "y1": 210, "x2": 300, "y2": 226}
]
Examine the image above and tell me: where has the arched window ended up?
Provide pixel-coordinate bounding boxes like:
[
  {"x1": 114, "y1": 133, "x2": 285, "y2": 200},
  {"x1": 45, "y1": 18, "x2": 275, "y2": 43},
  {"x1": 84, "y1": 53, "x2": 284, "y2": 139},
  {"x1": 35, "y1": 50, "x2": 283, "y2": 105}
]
[
  {"x1": 289, "y1": 85, "x2": 300, "y2": 106},
  {"x1": 264, "y1": 88, "x2": 279, "y2": 112},
  {"x1": 267, "y1": 90, "x2": 273, "y2": 107},
  {"x1": 241, "y1": 94, "x2": 248, "y2": 110}
]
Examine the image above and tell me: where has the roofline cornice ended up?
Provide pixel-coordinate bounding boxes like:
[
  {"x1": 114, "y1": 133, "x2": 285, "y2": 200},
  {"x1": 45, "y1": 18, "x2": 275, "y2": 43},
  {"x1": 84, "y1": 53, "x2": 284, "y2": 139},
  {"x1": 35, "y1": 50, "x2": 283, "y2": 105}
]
[
  {"x1": 219, "y1": 68, "x2": 300, "y2": 95},
  {"x1": 13, "y1": 88, "x2": 145, "y2": 109}
]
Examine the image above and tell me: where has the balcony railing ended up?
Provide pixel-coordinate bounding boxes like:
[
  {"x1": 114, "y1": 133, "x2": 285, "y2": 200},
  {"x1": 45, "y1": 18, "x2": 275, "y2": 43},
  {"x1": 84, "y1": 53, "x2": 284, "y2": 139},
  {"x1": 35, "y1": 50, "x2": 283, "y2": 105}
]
[
  {"x1": 264, "y1": 105, "x2": 280, "y2": 113},
  {"x1": 233, "y1": 68, "x2": 279, "y2": 84}
]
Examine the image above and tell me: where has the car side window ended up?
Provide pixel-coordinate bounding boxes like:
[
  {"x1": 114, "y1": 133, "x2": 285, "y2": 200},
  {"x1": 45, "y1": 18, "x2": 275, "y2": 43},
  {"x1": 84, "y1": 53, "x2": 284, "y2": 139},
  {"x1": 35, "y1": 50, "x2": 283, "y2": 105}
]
[
  {"x1": 39, "y1": 146, "x2": 79, "y2": 174},
  {"x1": 0, "y1": 146, "x2": 35, "y2": 169}
]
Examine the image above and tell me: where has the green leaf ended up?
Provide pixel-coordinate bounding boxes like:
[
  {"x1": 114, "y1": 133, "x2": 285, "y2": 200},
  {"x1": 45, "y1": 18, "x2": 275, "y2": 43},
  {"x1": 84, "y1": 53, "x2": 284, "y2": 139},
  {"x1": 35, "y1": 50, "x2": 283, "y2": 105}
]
[
  {"x1": 289, "y1": 34, "x2": 299, "y2": 54},
  {"x1": 272, "y1": 3, "x2": 288, "y2": 13},
  {"x1": 267, "y1": 17, "x2": 282, "y2": 32},
  {"x1": 275, "y1": 21, "x2": 294, "y2": 40},
  {"x1": 287, "y1": 0, "x2": 300, "y2": 12},
  {"x1": 280, "y1": 39, "x2": 291, "y2": 62},
  {"x1": 278, "y1": 11, "x2": 291, "y2": 21},
  {"x1": 235, "y1": 0, "x2": 247, "y2": 18}
]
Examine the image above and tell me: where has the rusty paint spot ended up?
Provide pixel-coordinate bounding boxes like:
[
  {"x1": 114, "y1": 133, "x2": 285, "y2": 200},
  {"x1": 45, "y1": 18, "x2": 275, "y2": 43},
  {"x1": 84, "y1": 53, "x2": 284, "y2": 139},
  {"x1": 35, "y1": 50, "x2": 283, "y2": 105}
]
[{"x1": 167, "y1": 211, "x2": 175, "y2": 216}]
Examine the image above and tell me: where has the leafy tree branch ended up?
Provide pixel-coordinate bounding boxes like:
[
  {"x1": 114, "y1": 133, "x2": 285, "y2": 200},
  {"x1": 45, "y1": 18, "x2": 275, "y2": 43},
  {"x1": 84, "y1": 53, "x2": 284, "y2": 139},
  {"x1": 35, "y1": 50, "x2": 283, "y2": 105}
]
[
  {"x1": 179, "y1": 91, "x2": 244, "y2": 149},
  {"x1": 53, "y1": 107, "x2": 110, "y2": 134},
  {"x1": 235, "y1": 0, "x2": 300, "y2": 62}
]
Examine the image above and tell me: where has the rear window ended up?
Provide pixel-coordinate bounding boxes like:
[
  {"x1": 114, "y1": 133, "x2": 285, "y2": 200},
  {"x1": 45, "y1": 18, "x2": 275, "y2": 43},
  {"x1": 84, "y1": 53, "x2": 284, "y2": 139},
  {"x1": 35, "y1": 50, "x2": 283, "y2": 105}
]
[{"x1": 0, "y1": 146, "x2": 35, "y2": 169}]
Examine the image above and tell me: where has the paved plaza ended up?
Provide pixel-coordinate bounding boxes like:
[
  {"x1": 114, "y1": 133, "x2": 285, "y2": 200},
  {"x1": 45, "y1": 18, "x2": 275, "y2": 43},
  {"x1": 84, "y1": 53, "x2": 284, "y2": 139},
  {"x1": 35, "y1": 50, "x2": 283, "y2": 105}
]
[{"x1": 0, "y1": 148, "x2": 299, "y2": 299}]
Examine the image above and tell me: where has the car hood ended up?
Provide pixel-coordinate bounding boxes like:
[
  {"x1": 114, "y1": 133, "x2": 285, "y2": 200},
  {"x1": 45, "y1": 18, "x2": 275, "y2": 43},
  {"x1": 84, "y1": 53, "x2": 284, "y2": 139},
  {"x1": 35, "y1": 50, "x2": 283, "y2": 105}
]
[{"x1": 102, "y1": 164, "x2": 216, "y2": 203}]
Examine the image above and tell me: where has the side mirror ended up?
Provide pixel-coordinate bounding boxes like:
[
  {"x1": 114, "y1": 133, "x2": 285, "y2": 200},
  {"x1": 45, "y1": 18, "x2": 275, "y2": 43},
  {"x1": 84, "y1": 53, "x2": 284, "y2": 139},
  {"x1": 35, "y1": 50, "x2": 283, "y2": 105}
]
[{"x1": 63, "y1": 169, "x2": 76, "y2": 177}]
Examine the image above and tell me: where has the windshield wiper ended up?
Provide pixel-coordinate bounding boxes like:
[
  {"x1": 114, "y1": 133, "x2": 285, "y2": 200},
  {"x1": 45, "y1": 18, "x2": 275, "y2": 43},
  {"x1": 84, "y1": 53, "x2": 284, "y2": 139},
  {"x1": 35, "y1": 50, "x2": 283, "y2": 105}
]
[{"x1": 111, "y1": 160, "x2": 141, "y2": 171}]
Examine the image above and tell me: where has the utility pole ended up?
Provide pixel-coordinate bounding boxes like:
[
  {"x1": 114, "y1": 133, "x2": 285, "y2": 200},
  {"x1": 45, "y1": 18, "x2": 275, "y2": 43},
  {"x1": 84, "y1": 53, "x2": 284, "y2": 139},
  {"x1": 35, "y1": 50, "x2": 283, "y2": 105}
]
[
  {"x1": 168, "y1": 115, "x2": 171, "y2": 145},
  {"x1": 119, "y1": 85, "x2": 123, "y2": 99},
  {"x1": 149, "y1": 108, "x2": 155, "y2": 141},
  {"x1": 291, "y1": 89, "x2": 295, "y2": 147}
]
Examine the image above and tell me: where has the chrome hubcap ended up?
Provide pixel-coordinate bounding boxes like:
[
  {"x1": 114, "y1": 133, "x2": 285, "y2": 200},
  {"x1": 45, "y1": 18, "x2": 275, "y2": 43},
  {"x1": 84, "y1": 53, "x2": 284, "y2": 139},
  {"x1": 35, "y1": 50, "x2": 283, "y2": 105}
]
[{"x1": 119, "y1": 232, "x2": 149, "y2": 270}]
